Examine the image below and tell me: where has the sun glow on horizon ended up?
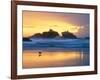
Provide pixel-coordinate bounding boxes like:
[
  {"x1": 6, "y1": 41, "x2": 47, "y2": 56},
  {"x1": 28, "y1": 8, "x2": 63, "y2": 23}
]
[{"x1": 23, "y1": 11, "x2": 89, "y2": 38}]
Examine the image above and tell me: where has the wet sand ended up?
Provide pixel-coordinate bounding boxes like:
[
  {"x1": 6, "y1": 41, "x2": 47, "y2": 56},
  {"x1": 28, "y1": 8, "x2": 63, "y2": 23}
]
[{"x1": 23, "y1": 50, "x2": 89, "y2": 68}]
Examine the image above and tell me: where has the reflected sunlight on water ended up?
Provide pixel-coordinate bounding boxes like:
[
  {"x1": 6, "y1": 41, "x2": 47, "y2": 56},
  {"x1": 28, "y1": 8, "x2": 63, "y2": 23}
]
[{"x1": 23, "y1": 50, "x2": 89, "y2": 68}]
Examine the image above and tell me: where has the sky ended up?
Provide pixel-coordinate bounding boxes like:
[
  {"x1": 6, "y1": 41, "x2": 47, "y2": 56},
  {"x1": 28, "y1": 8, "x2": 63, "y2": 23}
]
[{"x1": 23, "y1": 11, "x2": 89, "y2": 38}]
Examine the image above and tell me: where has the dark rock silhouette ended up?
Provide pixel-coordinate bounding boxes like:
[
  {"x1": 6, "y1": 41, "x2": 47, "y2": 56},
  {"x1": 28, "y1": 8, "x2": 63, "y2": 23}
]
[
  {"x1": 42, "y1": 29, "x2": 59, "y2": 38},
  {"x1": 62, "y1": 31, "x2": 77, "y2": 38},
  {"x1": 23, "y1": 38, "x2": 31, "y2": 41},
  {"x1": 28, "y1": 29, "x2": 77, "y2": 39},
  {"x1": 31, "y1": 29, "x2": 59, "y2": 38},
  {"x1": 31, "y1": 33, "x2": 42, "y2": 38}
]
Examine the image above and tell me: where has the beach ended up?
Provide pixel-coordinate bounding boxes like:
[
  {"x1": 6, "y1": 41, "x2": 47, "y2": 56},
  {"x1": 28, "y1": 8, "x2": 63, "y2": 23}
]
[{"x1": 22, "y1": 39, "x2": 89, "y2": 68}]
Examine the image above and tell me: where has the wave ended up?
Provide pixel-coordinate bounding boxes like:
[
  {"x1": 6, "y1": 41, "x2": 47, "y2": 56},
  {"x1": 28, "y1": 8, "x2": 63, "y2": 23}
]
[{"x1": 23, "y1": 39, "x2": 89, "y2": 50}]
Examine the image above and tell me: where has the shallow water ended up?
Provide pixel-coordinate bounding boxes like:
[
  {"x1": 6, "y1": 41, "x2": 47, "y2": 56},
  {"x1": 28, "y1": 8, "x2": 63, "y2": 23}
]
[{"x1": 23, "y1": 49, "x2": 89, "y2": 68}]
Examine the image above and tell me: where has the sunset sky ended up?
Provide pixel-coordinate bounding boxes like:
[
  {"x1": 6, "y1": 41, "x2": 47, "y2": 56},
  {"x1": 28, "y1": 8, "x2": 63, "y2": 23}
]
[{"x1": 23, "y1": 11, "x2": 89, "y2": 38}]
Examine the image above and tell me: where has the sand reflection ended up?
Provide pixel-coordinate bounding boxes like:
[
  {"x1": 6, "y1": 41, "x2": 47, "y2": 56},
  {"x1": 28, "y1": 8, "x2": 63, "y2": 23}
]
[{"x1": 23, "y1": 50, "x2": 89, "y2": 68}]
